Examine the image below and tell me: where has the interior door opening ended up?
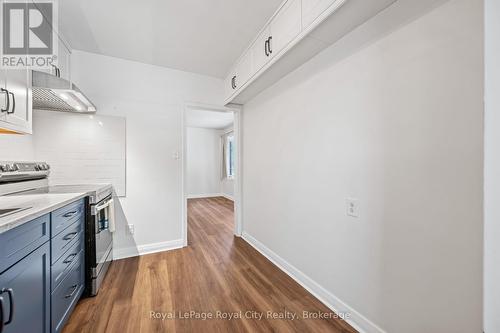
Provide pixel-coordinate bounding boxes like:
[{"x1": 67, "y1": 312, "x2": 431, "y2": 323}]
[{"x1": 182, "y1": 104, "x2": 241, "y2": 247}]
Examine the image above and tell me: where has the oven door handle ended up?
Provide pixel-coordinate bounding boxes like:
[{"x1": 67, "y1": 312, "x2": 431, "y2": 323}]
[{"x1": 92, "y1": 198, "x2": 113, "y2": 215}]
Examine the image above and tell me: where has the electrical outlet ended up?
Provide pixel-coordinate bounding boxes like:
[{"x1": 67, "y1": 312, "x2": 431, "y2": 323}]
[
  {"x1": 128, "y1": 224, "x2": 135, "y2": 235},
  {"x1": 346, "y1": 198, "x2": 359, "y2": 218}
]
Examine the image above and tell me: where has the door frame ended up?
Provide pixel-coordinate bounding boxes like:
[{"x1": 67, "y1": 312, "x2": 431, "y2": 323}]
[{"x1": 182, "y1": 102, "x2": 243, "y2": 246}]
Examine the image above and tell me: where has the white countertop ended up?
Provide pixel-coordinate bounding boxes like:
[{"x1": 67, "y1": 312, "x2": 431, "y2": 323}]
[{"x1": 0, "y1": 192, "x2": 88, "y2": 234}]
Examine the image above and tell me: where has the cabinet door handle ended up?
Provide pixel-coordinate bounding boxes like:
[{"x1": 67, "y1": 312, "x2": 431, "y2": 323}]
[
  {"x1": 264, "y1": 38, "x2": 269, "y2": 57},
  {"x1": 63, "y1": 231, "x2": 78, "y2": 241},
  {"x1": 3, "y1": 289, "x2": 13, "y2": 326},
  {"x1": 0, "y1": 89, "x2": 8, "y2": 113},
  {"x1": 7, "y1": 92, "x2": 14, "y2": 114},
  {"x1": 268, "y1": 36, "x2": 273, "y2": 54},
  {"x1": 65, "y1": 285, "x2": 78, "y2": 299},
  {"x1": 51, "y1": 64, "x2": 60, "y2": 77},
  {"x1": 231, "y1": 76, "x2": 237, "y2": 89},
  {"x1": 63, "y1": 211, "x2": 77, "y2": 218},
  {"x1": 63, "y1": 253, "x2": 77, "y2": 264}
]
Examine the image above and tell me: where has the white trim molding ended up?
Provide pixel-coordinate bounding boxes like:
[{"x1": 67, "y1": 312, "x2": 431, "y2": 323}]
[
  {"x1": 113, "y1": 239, "x2": 184, "y2": 260},
  {"x1": 241, "y1": 231, "x2": 386, "y2": 333},
  {"x1": 221, "y1": 194, "x2": 234, "y2": 201},
  {"x1": 186, "y1": 193, "x2": 226, "y2": 199},
  {"x1": 182, "y1": 102, "x2": 243, "y2": 246}
]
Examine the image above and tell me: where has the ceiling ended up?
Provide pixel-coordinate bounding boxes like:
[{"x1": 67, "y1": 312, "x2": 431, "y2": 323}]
[
  {"x1": 59, "y1": 0, "x2": 283, "y2": 78},
  {"x1": 186, "y1": 110, "x2": 233, "y2": 129}
]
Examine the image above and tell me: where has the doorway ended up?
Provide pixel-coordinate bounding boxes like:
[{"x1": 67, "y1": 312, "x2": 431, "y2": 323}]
[{"x1": 182, "y1": 103, "x2": 242, "y2": 246}]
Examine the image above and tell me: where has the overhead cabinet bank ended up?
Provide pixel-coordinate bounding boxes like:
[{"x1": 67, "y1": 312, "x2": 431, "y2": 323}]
[{"x1": 224, "y1": 0, "x2": 397, "y2": 105}]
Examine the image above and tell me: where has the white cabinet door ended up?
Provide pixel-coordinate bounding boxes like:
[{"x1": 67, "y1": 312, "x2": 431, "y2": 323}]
[
  {"x1": 251, "y1": 26, "x2": 272, "y2": 73},
  {"x1": 4, "y1": 69, "x2": 31, "y2": 133},
  {"x1": 235, "y1": 52, "x2": 253, "y2": 90},
  {"x1": 0, "y1": 72, "x2": 7, "y2": 123},
  {"x1": 57, "y1": 39, "x2": 71, "y2": 81},
  {"x1": 302, "y1": 0, "x2": 348, "y2": 29},
  {"x1": 225, "y1": 71, "x2": 236, "y2": 101},
  {"x1": 269, "y1": 0, "x2": 302, "y2": 56},
  {"x1": 224, "y1": 52, "x2": 253, "y2": 101}
]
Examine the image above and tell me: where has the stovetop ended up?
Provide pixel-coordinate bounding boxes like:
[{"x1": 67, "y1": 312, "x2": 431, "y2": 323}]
[{"x1": 13, "y1": 184, "x2": 113, "y2": 204}]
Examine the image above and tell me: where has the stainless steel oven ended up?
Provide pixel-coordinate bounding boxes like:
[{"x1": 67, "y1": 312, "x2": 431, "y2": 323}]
[
  {"x1": 85, "y1": 190, "x2": 114, "y2": 296},
  {"x1": 0, "y1": 161, "x2": 115, "y2": 297}
]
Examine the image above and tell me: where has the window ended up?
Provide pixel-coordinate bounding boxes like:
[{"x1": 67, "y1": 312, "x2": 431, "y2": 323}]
[{"x1": 226, "y1": 134, "x2": 235, "y2": 178}]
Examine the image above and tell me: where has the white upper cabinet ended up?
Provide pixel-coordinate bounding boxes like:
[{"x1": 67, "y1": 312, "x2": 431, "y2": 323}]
[
  {"x1": 302, "y1": 0, "x2": 345, "y2": 29},
  {"x1": 56, "y1": 40, "x2": 72, "y2": 82},
  {"x1": 235, "y1": 53, "x2": 253, "y2": 89},
  {"x1": 225, "y1": 52, "x2": 253, "y2": 99},
  {"x1": 226, "y1": 0, "x2": 301, "y2": 101},
  {"x1": 0, "y1": 69, "x2": 31, "y2": 134},
  {"x1": 269, "y1": 0, "x2": 302, "y2": 56},
  {"x1": 251, "y1": 26, "x2": 272, "y2": 73},
  {"x1": 0, "y1": 74, "x2": 7, "y2": 124},
  {"x1": 224, "y1": 0, "x2": 399, "y2": 104},
  {"x1": 225, "y1": 71, "x2": 236, "y2": 100}
]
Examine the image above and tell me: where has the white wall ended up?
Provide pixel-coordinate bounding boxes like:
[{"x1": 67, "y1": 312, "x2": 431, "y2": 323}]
[
  {"x1": 71, "y1": 51, "x2": 224, "y2": 254},
  {"x1": 32, "y1": 111, "x2": 127, "y2": 196},
  {"x1": 186, "y1": 127, "x2": 221, "y2": 197},
  {"x1": 0, "y1": 50, "x2": 223, "y2": 255},
  {"x1": 242, "y1": 0, "x2": 483, "y2": 332},
  {"x1": 0, "y1": 134, "x2": 34, "y2": 161},
  {"x1": 220, "y1": 177, "x2": 234, "y2": 199},
  {"x1": 484, "y1": 0, "x2": 500, "y2": 332},
  {"x1": 186, "y1": 125, "x2": 235, "y2": 200}
]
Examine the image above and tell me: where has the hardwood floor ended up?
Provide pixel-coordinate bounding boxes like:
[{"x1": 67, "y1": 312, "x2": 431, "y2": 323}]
[{"x1": 63, "y1": 197, "x2": 356, "y2": 333}]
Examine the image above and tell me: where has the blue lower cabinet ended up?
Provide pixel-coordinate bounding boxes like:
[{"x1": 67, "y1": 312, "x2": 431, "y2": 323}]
[
  {"x1": 50, "y1": 211, "x2": 85, "y2": 333},
  {"x1": 51, "y1": 254, "x2": 84, "y2": 333},
  {"x1": 0, "y1": 199, "x2": 86, "y2": 333},
  {"x1": 0, "y1": 242, "x2": 51, "y2": 333}
]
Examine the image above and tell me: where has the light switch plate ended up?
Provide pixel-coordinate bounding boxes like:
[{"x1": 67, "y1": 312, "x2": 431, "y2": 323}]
[{"x1": 346, "y1": 198, "x2": 359, "y2": 218}]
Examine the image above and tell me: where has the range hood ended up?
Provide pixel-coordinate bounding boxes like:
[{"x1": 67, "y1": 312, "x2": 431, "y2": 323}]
[{"x1": 32, "y1": 70, "x2": 97, "y2": 113}]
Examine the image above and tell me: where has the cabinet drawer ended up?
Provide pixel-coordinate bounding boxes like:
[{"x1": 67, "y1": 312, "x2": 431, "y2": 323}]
[
  {"x1": 51, "y1": 199, "x2": 85, "y2": 238},
  {"x1": 0, "y1": 214, "x2": 50, "y2": 273},
  {"x1": 51, "y1": 236, "x2": 83, "y2": 291},
  {"x1": 51, "y1": 256, "x2": 84, "y2": 333},
  {"x1": 51, "y1": 218, "x2": 84, "y2": 264}
]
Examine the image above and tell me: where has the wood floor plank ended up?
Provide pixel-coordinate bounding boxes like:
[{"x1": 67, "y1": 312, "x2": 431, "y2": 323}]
[{"x1": 63, "y1": 197, "x2": 357, "y2": 333}]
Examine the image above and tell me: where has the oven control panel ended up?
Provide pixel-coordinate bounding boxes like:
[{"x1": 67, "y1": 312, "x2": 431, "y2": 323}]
[{"x1": 0, "y1": 161, "x2": 50, "y2": 182}]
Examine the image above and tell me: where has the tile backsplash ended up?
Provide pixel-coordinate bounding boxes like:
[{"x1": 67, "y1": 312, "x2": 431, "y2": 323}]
[{"x1": 31, "y1": 111, "x2": 127, "y2": 196}]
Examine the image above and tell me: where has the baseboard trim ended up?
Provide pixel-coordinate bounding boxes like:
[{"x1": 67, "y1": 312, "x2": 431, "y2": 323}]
[
  {"x1": 241, "y1": 231, "x2": 386, "y2": 333},
  {"x1": 221, "y1": 194, "x2": 234, "y2": 201},
  {"x1": 186, "y1": 193, "x2": 224, "y2": 199},
  {"x1": 113, "y1": 239, "x2": 184, "y2": 260}
]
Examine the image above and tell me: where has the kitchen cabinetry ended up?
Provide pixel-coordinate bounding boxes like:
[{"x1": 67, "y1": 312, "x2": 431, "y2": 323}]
[
  {"x1": 0, "y1": 215, "x2": 51, "y2": 333},
  {"x1": 36, "y1": 37, "x2": 71, "y2": 81},
  {"x1": 224, "y1": 0, "x2": 396, "y2": 104},
  {"x1": 269, "y1": 0, "x2": 302, "y2": 56},
  {"x1": 56, "y1": 40, "x2": 72, "y2": 82},
  {"x1": 0, "y1": 69, "x2": 32, "y2": 134},
  {"x1": 0, "y1": 199, "x2": 86, "y2": 333},
  {"x1": 223, "y1": 0, "x2": 303, "y2": 105},
  {"x1": 226, "y1": 53, "x2": 254, "y2": 99},
  {"x1": 0, "y1": 75, "x2": 6, "y2": 124},
  {"x1": 302, "y1": 0, "x2": 345, "y2": 29},
  {"x1": 0, "y1": 243, "x2": 51, "y2": 333},
  {"x1": 251, "y1": 26, "x2": 272, "y2": 73}
]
